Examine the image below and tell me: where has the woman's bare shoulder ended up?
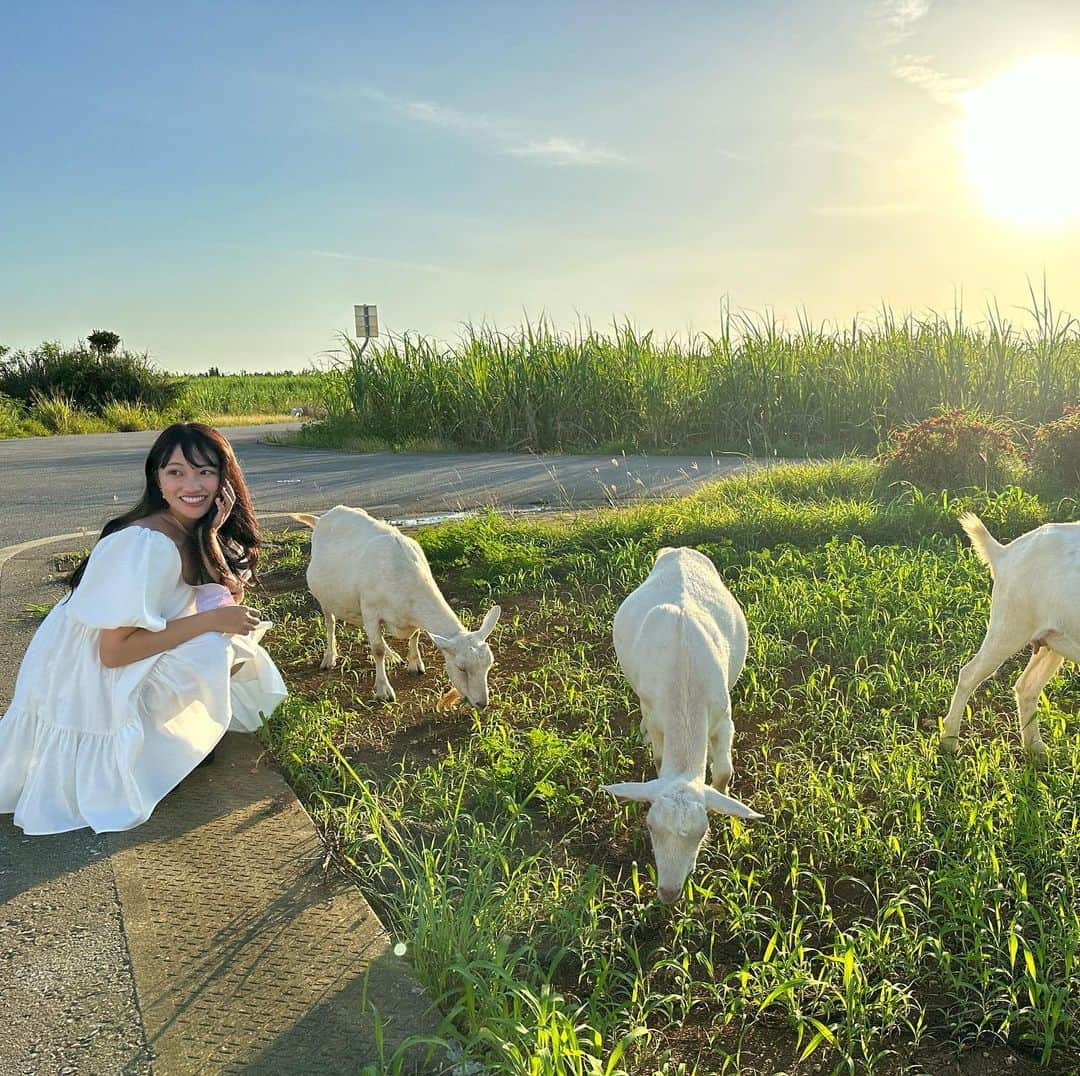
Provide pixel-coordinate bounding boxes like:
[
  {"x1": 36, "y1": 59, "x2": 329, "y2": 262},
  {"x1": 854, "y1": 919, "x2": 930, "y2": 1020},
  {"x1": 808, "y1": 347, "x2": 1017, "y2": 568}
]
[{"x1": 128, "y1": 515, "x2": 185, "y2": 550}]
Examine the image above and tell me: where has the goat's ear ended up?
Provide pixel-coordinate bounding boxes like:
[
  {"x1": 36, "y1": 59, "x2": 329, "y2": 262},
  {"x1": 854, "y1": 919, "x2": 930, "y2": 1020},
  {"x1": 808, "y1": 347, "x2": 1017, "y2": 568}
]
[
  {"x1": 427, "y1": 631, "x2": 454, "y2": 650},
  {"x1": 703, "y1": 787, "x2": 762, "y2": 819},
  {"x1": 476, "y1": 605, "x2": 501, "y2": 640},
  {"x1": 602, "y1": 780, "x2": 658, "y2": 803}
]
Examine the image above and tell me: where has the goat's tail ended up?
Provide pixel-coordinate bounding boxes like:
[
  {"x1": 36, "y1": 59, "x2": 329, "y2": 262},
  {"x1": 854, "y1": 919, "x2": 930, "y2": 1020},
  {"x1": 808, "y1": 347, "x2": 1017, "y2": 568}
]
[
  {"x1": 958, "y1": 512, "x2": 1003, "y2": 578},
  {"x1": 291, "y1": 512, "x2": 319, "y2": 530}
]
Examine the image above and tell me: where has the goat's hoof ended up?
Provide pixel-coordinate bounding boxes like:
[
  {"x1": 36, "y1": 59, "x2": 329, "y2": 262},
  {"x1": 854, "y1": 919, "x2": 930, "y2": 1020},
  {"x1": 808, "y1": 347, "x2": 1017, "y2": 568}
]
[
  {"x1": 409, "y1": 665, "x2": 426, "y2": 676},
  {"x1": 374, "y1": 689, "x2": 396, "y2": 704},
  {"x1": 319, "y1": 657, "x2": 337, "y2": 670},
  {"x1": 939, "y1": 735, "x2": 960, "y2": 754}
]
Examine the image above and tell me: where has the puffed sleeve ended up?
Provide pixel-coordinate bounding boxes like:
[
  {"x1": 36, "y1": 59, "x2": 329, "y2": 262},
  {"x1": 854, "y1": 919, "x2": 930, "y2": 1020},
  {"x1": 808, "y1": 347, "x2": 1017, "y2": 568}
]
[{"x1": 65, "y1": 527, "x2": 181, "y2": 631}]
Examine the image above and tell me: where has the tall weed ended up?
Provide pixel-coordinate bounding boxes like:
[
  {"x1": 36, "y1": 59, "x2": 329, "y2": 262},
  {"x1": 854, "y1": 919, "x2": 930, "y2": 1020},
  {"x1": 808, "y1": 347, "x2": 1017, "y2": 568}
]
[{"x1": 322, "y1": 298, "x2": 1080, "y2": 454}]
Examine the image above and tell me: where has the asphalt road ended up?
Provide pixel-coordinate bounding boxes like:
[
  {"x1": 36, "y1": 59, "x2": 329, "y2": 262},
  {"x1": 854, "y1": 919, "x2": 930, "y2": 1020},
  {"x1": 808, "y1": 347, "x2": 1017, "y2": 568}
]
[{"x1": 0, "y1": 424, "x2": 756, "y2": 547}]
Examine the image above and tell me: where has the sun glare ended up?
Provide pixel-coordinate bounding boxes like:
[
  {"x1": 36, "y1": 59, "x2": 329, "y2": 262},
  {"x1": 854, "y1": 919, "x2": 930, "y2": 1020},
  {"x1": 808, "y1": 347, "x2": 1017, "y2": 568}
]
[{"x1": 963, "y1": 54, "x2": 1080, "y2": 229}]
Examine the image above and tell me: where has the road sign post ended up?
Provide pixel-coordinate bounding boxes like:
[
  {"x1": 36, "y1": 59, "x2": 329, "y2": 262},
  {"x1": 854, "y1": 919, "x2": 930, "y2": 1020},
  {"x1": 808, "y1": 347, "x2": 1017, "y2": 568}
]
[{"x1": 354, "y1": 305, "x2": 379, "y2": 359}]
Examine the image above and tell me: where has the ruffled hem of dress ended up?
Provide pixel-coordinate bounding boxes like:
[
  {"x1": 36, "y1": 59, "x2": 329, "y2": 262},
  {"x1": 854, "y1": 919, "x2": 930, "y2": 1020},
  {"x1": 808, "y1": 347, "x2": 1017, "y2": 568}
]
[
  {"x1": 226, "y1": 633, "x2": 288, "y2": 732},
  {"x1": 0, "y1": 629, "x2": 287, "y2": 835},
  {"x1": 0, "y1": 697, "x2": 227, "y2": 836}
]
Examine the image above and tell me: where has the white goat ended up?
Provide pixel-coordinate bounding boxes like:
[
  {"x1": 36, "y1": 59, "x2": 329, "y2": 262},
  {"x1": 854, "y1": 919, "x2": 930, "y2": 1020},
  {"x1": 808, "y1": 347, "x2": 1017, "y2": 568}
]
[
  {"x1": 603, "y1": 546, "x2": 762, "y2": 904},
  {"x1": 297, "y1": 508, "x2": 500, "y2": 709},
  {"x1": 942, "y1": 512, "x2": 1080, "y2": 759}
]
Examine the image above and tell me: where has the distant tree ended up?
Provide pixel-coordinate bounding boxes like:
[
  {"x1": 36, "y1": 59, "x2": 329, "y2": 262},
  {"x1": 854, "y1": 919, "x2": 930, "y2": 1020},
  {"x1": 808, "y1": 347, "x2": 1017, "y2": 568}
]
[
  {"x1": 205, "y1": 365, "x2": 223, "y2": 378},
  {"x1": 88, "y1": 330, "x2": 122, "y2": 356}
]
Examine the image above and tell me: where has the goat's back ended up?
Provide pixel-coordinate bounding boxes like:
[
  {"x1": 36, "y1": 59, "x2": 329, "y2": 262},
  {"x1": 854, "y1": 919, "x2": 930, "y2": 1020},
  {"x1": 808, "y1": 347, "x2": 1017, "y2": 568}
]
[
  {"x1": 985, "y1": 521, "x2": 1080, "y2": 633},
  {"x1": 306, "y1": 505, "x2": 432, "y2": 615},
  {"x1": 613, "y1": 547, "x2": 747, "y2": 699},
  {"x1": 993, "y1": 520, "x2": 1080, "y2": 576}
]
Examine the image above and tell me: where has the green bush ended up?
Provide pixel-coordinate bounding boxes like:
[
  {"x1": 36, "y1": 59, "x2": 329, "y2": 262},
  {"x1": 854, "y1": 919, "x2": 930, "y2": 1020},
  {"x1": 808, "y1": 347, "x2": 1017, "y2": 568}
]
[
  {"x1": 163, "y1": 398, "x2": 212, "y2": 423},
  {"x1": 0, "y1": 393, "x2": 25, "y2": 437},
  {"x1": 100, "y1": 400, "x2": 159, "y2": 431},
  {"x1": 28, "y1": 391, "x2": 110, "y2": 434},
  {"x1": 0, "y1": 340, "x2": 182, "y2": 413},
  {"x1": 876, "y1": 409, "x2": 1023, "y2": 493},
  {"x1": 1026, "y1": 405, "x2": 1080, "y2": 493}
]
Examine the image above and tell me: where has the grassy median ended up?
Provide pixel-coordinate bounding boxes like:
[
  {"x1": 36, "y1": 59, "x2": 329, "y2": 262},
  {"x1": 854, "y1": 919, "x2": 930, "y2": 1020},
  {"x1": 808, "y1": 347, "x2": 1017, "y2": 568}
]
[{"x1": 253, "y1": 460, "x2": 1080, "y2": 1075}]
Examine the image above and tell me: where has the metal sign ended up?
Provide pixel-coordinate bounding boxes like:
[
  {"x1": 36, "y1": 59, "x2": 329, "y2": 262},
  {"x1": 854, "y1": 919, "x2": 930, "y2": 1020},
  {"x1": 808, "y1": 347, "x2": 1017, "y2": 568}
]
[{"x1": 354, "y1": 304, "x2": 379, "y2": 338}]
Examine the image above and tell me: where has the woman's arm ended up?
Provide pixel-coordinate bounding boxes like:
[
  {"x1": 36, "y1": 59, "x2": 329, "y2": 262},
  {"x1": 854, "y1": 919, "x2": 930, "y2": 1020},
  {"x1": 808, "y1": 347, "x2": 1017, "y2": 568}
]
[
  {"x1": 99, "y1": 605, "x2": 262, "y2": 669},
  {"x1": 199, "y1": 530, "x2": 245, "y2": 601}
]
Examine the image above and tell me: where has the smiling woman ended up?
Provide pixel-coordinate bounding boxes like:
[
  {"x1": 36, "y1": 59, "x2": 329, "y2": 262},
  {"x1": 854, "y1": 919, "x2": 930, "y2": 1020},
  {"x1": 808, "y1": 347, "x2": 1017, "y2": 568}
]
[
  {"x1": 0, "y1": 424, "x2": 287, "y2": 835},
  {"x1": 963, "y1": 53, "x2": 1080, "y2": 229}
]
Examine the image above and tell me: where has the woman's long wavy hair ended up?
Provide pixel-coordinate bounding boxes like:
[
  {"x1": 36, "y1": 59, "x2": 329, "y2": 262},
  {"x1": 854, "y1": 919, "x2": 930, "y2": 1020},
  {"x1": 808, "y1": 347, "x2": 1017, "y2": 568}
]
[{"x1": 68, "y1": 424, "x2": 261, "y2": 591}]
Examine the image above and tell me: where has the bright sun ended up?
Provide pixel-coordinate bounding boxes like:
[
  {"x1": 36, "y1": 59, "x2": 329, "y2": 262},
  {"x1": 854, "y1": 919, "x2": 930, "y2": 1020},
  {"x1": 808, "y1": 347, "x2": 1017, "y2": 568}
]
[{"x1": 963, "y1": 54, "x2": 1080, "y2": 229}]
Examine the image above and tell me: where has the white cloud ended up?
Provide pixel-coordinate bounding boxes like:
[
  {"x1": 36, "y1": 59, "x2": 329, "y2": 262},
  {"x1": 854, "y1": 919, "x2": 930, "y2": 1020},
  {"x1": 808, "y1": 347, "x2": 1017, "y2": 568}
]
[
  {"x1": 401, "y1": 99, "x2": 497, "y2": 135},
  {"x1": 892, "y1": 54, "x2": 969, "y2": 104},
  {"x1": 507, "y1": 137, "x2": 629, "y2": 167},
  {"x1": 359, "y1": 86, "x2": 628, "y2": 167},
  {"x1": 876, "y1": 0, "x2": 931, "y2": 38}
]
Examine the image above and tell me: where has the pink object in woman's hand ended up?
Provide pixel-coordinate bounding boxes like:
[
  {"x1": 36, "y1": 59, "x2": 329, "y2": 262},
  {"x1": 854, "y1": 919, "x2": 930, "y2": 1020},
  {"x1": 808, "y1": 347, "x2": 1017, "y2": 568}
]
[{"x1": 194, "y1": 583, "x2": 236, "y2": 613}]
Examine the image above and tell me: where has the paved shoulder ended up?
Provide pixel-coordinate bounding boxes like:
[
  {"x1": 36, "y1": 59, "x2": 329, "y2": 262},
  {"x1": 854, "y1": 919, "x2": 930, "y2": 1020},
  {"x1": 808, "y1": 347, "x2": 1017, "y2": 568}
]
[
  {"x1": 0, "y1": 542, "x2": 440, "y2": 1074},
  {"x1": 109, "y1": 733, "x2": 436, "y2": 1074},
  {"x1": 0, "y1": 548, "x2": 152, "y2": 1075}
]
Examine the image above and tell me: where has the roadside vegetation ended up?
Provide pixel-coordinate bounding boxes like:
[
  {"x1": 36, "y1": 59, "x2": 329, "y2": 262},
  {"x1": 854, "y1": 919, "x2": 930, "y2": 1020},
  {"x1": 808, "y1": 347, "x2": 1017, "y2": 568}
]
[
  {"x1": 0, "y1": 336, "x2": 338, "y2": 437},
  {"x1": 287, "y1": 292, "x2": 1080, "y2": 458},
  {"x1": 250, "y1": 458, "x2": 1080, "y2": 1075}
]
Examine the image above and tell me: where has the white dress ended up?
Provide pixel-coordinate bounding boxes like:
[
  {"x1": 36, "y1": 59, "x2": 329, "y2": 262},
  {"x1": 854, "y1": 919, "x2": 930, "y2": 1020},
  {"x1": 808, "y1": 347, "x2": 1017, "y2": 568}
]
[{"x1": 0, "y1": 526, "x2": 288, "y2": 835}]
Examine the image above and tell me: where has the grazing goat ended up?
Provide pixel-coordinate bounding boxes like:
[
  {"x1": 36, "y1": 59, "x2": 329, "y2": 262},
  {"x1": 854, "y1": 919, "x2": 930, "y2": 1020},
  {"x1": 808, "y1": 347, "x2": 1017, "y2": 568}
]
[
  {"x1": 942, "y1": 513, "x2": 1080, "y2": 760},
  {"x1": 603, "y1": 546, "x2": 762, "y2": 904},
  {"x1": 295, "y1": 508, "x2": 500, "y2": 709}
]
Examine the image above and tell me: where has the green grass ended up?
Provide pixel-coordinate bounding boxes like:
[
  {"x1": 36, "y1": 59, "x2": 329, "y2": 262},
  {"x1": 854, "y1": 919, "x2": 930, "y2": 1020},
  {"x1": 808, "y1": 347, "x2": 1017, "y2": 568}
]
[
  {"x1": 20, "y1": 602, "x2": 54, "y2": 620},
  {"x1": 175, "y1": 372, "x2": 345, "y2": 418},
  {"x1": 292, "y1": 292, "x2": 1080, "y2": 456},
  {"x1": 270, "y1": 412, "x2": 461, "y2": 453},
  {"x1": 0, "y1": 372, "x2": 341, "y2": 438},
  {"x1": 253, "y1": 460, "x2": 1080, "y2": 1074}
]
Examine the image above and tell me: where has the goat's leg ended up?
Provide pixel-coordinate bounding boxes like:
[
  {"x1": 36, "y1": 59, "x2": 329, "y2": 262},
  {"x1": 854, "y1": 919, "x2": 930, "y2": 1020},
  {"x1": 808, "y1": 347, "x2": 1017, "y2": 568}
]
[
  {"x1": 1013, "y1": 645, "x2": 1064, "y2": 761},
  {"x1": 709, "y1": 717, "x2": 734, "y2": 794},
  {"x1": 362, "y1": 609, "x2": 396, "y2": 702},
  {"x1": 319, "y1": 605, "x2": 338, "y2": 669},
  {"x1": 640, "y1": 710, "x2": 664, "y2": 773},
  {"x1": 941, "y1": 621, "x2": 1026, "y2": 750},
  {"x1": 406, "y1": 630, "x2": 425, "y2": 675}
]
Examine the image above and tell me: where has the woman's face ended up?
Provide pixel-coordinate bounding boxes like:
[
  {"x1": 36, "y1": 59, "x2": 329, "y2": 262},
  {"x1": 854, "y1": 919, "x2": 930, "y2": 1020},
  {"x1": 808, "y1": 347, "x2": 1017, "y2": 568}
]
[{"x1": 157, "y1": 445, "x2": 222, "y2": 524}]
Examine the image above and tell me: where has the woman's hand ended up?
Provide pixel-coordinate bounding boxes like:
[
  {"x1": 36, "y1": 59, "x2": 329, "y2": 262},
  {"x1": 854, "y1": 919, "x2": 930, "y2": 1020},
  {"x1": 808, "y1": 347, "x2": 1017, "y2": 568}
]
[
  {"x1": 207, "y1": 604, "x2": 262, "y2": 635},
  {"x1": 210, "y1": 479, "x2": 236, "y2": 534}
]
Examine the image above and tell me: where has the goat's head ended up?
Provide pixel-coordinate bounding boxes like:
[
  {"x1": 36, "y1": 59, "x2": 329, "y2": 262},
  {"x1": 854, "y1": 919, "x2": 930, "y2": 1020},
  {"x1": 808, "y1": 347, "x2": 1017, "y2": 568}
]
[
  {"x1": 602, "y1": 778, "x2": 761, "y2": 903},
  {"x1": 428, "y1": 605, "x2": 501, "y2": 707}
]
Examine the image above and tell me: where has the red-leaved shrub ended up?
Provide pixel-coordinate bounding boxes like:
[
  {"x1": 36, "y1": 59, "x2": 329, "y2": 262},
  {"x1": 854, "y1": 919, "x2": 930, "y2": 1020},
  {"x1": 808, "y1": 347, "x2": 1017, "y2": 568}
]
[
  {"x1": 877, "y1": 409, "x2": 1022, "y2": 492},
  {"x1": 1026, "y1": 405, "x2": 1080, "y2": 493}
]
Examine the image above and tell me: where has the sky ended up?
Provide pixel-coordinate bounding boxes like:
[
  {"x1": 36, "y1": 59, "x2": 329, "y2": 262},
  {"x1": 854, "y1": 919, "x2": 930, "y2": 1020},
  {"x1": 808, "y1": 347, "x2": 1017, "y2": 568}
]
[{"x1": 4, "y1": 0, "x2": 1080, "y2": 373}]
